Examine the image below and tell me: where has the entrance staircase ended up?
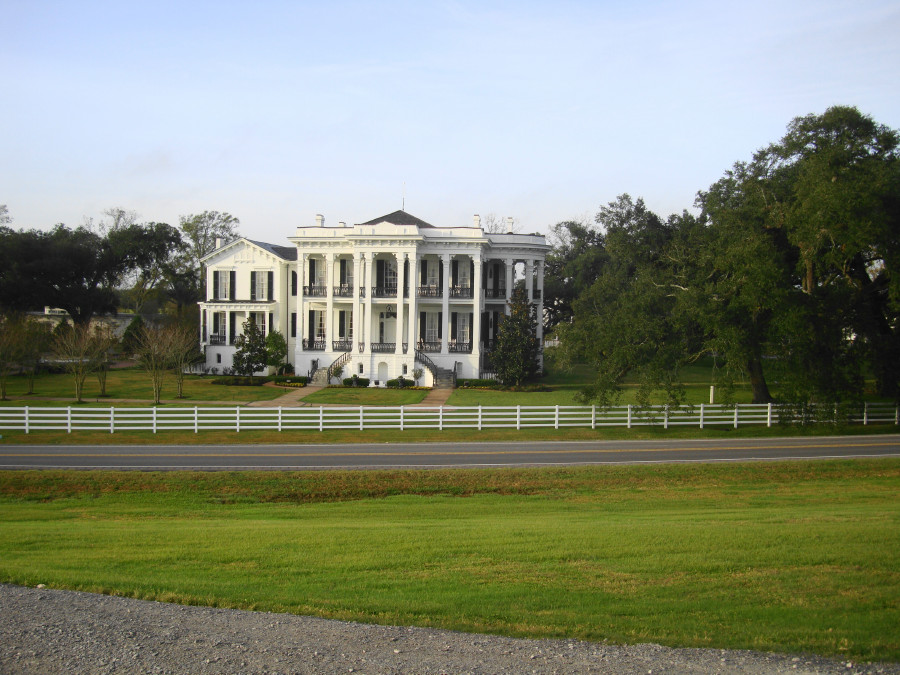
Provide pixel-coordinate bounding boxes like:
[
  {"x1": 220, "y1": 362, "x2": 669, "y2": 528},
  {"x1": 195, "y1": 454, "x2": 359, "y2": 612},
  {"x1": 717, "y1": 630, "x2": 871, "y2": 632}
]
[{"x1": 415, "y1": 350, "x2": 456, "y2": 389}]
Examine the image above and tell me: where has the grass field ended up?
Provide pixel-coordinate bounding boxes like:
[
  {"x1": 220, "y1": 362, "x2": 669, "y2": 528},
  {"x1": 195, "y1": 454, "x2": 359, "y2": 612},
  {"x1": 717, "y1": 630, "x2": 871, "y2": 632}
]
[
  {"x1": 301, "y1": 387, "x2": 429, "y2": 405},
  {"x1": 0, "y1": 367, "x2": 285, "y2": 404},
  {"x1": 1, "y1": 460, "x2": 898, "y2": 662}
]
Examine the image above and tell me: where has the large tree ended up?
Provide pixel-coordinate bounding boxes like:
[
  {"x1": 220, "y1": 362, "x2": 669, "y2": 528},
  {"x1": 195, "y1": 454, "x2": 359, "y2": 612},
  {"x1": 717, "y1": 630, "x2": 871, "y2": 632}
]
[
  {"x1": 177, "y1": 211, "x2": 240, "y2": 300},
  {"x1": 492, "y1": 286, "x2": 540, "y2": 386},
  {"x1": 232, "y1": 320, "x2": 267, "y2": 376},
  {"x1": 0, "y1": 220, "x2": 182, "y2": 325}
]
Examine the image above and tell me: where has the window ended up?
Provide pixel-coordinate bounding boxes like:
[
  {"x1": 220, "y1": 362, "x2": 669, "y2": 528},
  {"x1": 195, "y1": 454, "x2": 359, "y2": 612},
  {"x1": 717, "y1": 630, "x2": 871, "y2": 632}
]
[
  {"x1": 255, "y1": 272, "x2": 267, "y2": 301},
  {"x1": 457, "y1": 314, "x2": 470, "y2": 343},
  {"x1": 315, "y1": 311, "x2": 325, "y2": 340},
  {"x1": 217, "y1": 313, "x2": 226, "y2": 336},
  {"x1": 427, "y1": 260, "x2": 439, "y2": 286},
  {"x1": 402, "y1": 364, "x2": 408, "y2": 375},
  {"x1": 359, "y1": 363, "x2": 364, "y2": 374},
  {"x1": 216, "y1": 354, "x2": 221, "y2": 363},
  {"x1": 458, "y1": 261, "x2": 471, "y2": 289},
  {"x1": 217, "y1": 272, "x2": 229, "y2": 300},
  {"x1": 291, "y1": 271, "x2": 297, "y2": 296},
  {"x1": 426, "y1": 313, "x2": 439, "y2": 342},
  {"x1": 290, "y1": 312, "x2": 296, "y2": 338}
]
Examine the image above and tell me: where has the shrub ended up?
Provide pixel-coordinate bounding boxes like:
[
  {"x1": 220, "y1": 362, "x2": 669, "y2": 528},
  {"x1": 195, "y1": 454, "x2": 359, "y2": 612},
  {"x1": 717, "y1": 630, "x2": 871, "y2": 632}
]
[
  {"x1": 386, "y1": 376, "x2": 413, "y2": 389},
  {"x1": 342, "y1": 375, "x2": 370, "y2": 387},
  {"x1": 269, "y1": 375, "x2": 308, "y2": 386},
  {"x1": 458, "y1": 378, "x2": 502, "y2": 389},
  {"x1": 210, "y1": 376, "x2": 265, "y2": 386}
]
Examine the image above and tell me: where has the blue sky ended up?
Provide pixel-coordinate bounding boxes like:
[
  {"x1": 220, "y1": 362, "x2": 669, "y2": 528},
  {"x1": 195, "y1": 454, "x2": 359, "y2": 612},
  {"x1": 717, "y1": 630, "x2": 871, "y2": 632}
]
[{"x1": 3, "y1": 0, "x2": 898, "y2": 241}]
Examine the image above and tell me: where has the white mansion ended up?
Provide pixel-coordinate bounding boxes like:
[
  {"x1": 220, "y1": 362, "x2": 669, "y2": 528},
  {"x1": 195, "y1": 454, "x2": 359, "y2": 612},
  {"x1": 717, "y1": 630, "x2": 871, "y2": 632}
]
[{"x1": 198, "y1": 210, "x2": 549, "y2": 387}]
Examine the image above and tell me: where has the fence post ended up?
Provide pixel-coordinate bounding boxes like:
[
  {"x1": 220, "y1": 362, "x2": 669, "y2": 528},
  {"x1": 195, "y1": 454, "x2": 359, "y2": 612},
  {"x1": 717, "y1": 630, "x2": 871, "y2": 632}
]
[
  {"x1": 110, "y1": 407, "x2": 114, "y2": 434},
  {"x1": 555, "y1": 405, "x2": 559, "y2": 430},
  {"x1": 360, "y1": 406, "x2": 364, "y2": 431},
  {"x1": 278, "y1": 406, "x2": 282, "y2": 432},
  {"x1": 733, "y1": 405, "x2": 739, "y2": 429},
  {"x1": 195, "y1": 407, "x2": 199, "y2": 434},
  {"x1": 699, "y1": 403, "x2": 704, "y2": 430},
  {"x1": 591, "y1": 405, "x2": 596, "y2": 430},
  {"x1": 400, "y1": 406, "x2": 404, "y2": 431},
  {"x1": 67, "y1": 406, "x2": 72, "y2": 434},
  {"x1": 895, "y1": 405, "x2": 898, "y2": 426},
  {"x1": 235, "y1": 407, "x2": 239, "y2": 433},
  {"x1": 153, "y1": 406, "x2": 158, "y2": 434},
  {"x1": 25, "y1": 407, "x2": 30, "y2": 434},
  {"x1": 767, "y1": 402, "x2": 772, "y2": 428},
  {"x1": 477, "y1": 405, "x2": 481, "y2": 431},
  {"x1": 319, "y1": 407, "x2": 324, "y2": 432},
  {"x1": 627, "y1": 404, "x2": 632, "y2": 429},
  {"x1": 439, "y1": 405, "x2": 443, "y2": 431},
  {"x1": 664, "y1": 406, "x2": 668, "y2": 430},
  {"x1": 516, "y1": 405, "x2": 521, "y2": 430},
  {"x1": 863, "y1": 402, "x2": 868, "y2": 426}
]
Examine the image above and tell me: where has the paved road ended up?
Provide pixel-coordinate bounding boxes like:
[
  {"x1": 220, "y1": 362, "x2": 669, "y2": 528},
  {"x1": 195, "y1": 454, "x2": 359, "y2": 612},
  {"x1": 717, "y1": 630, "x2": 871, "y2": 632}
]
[{"x1": 1, "y1": 435, "x2": 898, "y2": 470}]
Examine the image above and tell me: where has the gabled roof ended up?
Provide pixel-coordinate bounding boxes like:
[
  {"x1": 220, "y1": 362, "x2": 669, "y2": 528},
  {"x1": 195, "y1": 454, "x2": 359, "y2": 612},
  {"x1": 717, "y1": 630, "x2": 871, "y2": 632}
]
[
  {"x1": 359, "y1": 210, "x2": 435, "y2": 229},
  {"x1": 247, "y1": 239, "x2": 297, "y2": 261}
]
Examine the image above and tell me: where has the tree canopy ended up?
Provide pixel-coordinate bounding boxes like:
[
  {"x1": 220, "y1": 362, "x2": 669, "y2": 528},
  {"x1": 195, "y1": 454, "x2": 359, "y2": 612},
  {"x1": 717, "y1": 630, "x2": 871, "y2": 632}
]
[{"x1": 557, "y1": 106, "x2": 900, "y2": 407}]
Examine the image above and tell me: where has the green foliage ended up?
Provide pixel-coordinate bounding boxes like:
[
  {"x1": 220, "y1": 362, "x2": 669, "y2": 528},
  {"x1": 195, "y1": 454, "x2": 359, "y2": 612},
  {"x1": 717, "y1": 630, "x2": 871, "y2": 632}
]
[
  {"x1": 210, "y1": 376, "x2": 264, "y2": 386},
  {"x1": 120, "y1": 315, "x2": 145, "y2": 356},
  {"x1": 492, "y1": 286, "x2": 539, "y2": 387},
  {"x1": 265, "y1": 331, "x2": 288, "y2": 369},
  {"x1": 232, "y1": 320, "x2": 268, "y2": 376},
  {"x1": 342, "y1": 375, "x2": 370, "y2": 387},
  {"x1": 385, "y1": 376, "x2": 412, "y2": 388}
]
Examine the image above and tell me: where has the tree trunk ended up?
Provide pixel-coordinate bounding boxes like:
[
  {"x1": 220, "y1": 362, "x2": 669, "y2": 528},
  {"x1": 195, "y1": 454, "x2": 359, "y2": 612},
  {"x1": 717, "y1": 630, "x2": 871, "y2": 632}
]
[{"x1": 746, "y1": 355, "x2": 773, "y2": 404}]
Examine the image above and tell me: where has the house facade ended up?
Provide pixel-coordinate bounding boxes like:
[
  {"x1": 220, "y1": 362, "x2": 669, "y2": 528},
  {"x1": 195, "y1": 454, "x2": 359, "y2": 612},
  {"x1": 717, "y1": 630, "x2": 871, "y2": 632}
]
[{"x1": 198, "y1": 210, "x2": 548, "y2": 386}]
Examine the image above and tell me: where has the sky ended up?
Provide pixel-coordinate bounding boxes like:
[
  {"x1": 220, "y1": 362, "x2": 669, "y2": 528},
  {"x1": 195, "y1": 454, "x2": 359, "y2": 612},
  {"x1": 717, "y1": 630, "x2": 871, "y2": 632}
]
[{"x1": 2, "y1": 0, "x2": 898, "y2": 242}]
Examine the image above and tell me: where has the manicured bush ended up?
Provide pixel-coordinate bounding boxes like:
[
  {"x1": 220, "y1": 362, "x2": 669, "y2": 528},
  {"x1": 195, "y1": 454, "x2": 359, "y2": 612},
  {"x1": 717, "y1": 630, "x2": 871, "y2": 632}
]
[
  {"x1": 386, "y1": 376, "x2": 413, "y2": 389},
  {"x1": 210, "y1": 376, "x2": 265, "y2": 386},
  {"x1": 458, "y1": 378, "x2": 502, "y2": 389},
  {"x1": 342, "y1": 375, "x2": 370, "y2": 387},
  {"x1": 268, "y1": 375, "x2": 308, "y2": 386}
]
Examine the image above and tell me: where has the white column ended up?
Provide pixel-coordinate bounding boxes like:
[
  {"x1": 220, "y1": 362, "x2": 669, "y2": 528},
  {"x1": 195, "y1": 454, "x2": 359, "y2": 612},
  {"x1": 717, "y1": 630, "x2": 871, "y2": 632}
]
[
  {"x1": 505, "y1": 257, "x2": 514, "y2": 315},
  {"x1": 364, "y1": 252, "x2": 373, "y2": 353},
  {"x1": 395, "y1": 252, "x2": 405, "y2": 355},
  {"x1": 408, "y1": 253, "x2": 418, "y2": 354},
  {"x1": 536, "y1": 260, "x2": 545, "y2": 343},
  {"x1": 525, "y1": 259, "x2": 534, "y2": 303},
  {"x1": 299, "y1": 254, "x2": 308, "y2": 350},
  {"x1": 472, "y1": 255, "x2": 482, "y2": 357},
  {"x1": 353, "y1": 252, "x2": 362, "y2": 352},
  {"x1": 326, "y1": 254, "x2": 335, "y2": 351},
  {"x1": 441, "y1": 253, "x2": 450, "y2": 354}
]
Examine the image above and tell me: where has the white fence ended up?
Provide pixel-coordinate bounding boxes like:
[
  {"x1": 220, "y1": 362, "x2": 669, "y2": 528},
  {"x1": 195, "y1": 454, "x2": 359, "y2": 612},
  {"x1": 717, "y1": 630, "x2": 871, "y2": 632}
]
[{"x1": 0, "y1": 403, "x2": 898, "y2": 434}]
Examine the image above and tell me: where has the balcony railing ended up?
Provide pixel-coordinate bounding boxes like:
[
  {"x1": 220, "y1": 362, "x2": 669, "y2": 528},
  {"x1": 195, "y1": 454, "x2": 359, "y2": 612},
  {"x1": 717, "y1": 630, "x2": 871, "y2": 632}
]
[
  {"x1": 417, "y1": 340, "x2": 441, "y2": 353},
  {"x1": 302, "y1": 339, "x2": 326, "y2": 351},
  {"x1": 333, "y1": 285, "x2": 354, "y2": 297},
  {"x1": 371, "y1": 286, "x2": 398, "y2": 298},
  {"x1": 332, "y1": 339, "x2": 353, "y2": 352},
  {"x1": 484, "y1": 288, "x2": 507, "y2": 299},
  {"x1": 304, "y1": 285, "x2": 327, "y2": 297},
  {"x1": 371, "y1": 342, "x2": 396, "y2": 353},
  {"x1": 417, "y1": 286, "x2": 441, "y2": 298},
  {"x1": 449, "y1": 342, "x2": 472, "y2": 353},
  {"x1": 209, "y1": 333, "x2": 227, "y2": 345},
  {"x1": 449, "y1": 286, "x2": 473, "y2": 299}
]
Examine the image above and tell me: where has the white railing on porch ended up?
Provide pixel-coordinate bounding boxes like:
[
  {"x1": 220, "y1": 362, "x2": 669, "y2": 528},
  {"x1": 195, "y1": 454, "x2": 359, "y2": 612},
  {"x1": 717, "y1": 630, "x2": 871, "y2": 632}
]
[{"x1": 0, "y1": 403, "x2": 897, "y2": 434}]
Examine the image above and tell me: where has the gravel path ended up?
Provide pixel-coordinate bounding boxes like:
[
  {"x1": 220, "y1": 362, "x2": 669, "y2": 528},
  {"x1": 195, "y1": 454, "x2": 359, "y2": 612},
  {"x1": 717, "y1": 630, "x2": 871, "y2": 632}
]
[{"x1": 1, "y1": 585, "x2": 896, "y2": 675}]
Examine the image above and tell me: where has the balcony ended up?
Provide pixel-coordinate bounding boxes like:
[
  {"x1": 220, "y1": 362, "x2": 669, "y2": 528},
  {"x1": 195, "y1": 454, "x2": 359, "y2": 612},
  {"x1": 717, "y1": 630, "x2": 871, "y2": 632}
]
[
  {"x1": 484, "y1": 288, "x2": 507, "y2": 299},
  {"x1": 449, "y1": 286, "x2": 473, "y2": 299},
  {"x1": 332, "y1": 339, "x2": 353, "y2": 352},
  {"x1": 209, "y1": 333, "x2": 227, "y2": 345},
  {"x1": 302, "y1": 339, "x2": 326, "y2": 351},
  {"x1": 417, "y1": 286, "x2": 441, "y2": 298},
  {"x1": 448, "y1": 342, "x2": 472, "y2": 353},
  {"x1": 371, "y1": 342, "x2": 396, "y2": 353},
  {"x1": 333, "y1": 285, "x2": 354, "y2": 298},
  {"x1": 304, "y1": 285, "x2": 327, "y2": 297},
  {"x1": 371, "y1": 286, "x2": 398, "y2": 299},
  {"x1": 417, "y1": 340, "x2": 441, "y2": 353}
]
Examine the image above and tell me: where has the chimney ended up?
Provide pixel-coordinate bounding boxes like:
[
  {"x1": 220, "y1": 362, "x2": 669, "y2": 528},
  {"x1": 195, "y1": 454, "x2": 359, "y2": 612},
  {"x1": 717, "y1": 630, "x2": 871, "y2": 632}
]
[
  {"x1": 215, "y1": 237, "x2": 223, "y2": 249},
  {"x1": 473, "y1": 214, "x2": 481, "y2": 229},
  {"x1": 338, "y1": 221, "x2": 346, "y2": 228},
  {"x1": 315, "y1": 214, "x2": 325, "y2": 227},
  {"x1": 506, "y1": 216, "x2": 514, "y2": 232}
]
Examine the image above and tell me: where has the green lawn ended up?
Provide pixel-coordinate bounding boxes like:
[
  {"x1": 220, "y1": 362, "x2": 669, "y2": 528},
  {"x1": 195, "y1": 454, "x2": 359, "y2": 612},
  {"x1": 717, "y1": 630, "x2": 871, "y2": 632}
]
[
  {"x1": 1, "y1": 460, "x2": 897, "y2": 662},
  {"x1": 300, "y1": 387, "x2": 429, "y2": 406},
  {"x1": 0, "y1": 368, "x2": 285, "y2": 404}
]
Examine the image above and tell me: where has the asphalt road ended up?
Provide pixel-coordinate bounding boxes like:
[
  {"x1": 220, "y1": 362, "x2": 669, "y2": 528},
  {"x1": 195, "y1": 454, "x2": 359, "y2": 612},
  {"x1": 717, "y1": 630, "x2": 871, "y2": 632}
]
[{"x1": 1, "y1": 434, "x2": 898, "y2": 470}]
